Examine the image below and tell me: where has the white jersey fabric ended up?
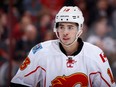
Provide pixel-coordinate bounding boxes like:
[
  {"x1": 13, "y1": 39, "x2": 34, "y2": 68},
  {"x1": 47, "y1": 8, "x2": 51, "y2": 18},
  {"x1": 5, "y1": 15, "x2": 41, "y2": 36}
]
[{"x1": 11, "y1": 39, "x2": 116, "y2": 87}]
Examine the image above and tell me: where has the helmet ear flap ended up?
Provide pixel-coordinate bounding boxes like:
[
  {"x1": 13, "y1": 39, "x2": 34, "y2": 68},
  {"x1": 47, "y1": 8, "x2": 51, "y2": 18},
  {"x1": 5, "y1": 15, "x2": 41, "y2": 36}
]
[
  {"x1": 53, "y1": 22, "x2": 59, "y2": 32},
  {"x1": 56, "y1": 22, "x2": 59, "y2": 28}
]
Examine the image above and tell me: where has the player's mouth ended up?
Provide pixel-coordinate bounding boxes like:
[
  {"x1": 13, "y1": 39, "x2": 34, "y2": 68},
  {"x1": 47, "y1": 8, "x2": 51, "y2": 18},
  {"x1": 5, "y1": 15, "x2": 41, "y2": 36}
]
[{"x1": 63, "y1": 38, "x2": 70, "y2": 40}]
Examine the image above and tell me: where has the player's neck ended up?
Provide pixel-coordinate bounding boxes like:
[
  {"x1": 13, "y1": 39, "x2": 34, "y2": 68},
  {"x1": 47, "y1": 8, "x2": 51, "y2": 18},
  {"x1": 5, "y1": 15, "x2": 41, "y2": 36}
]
[{"x1": 62, "y1": 42, "x2": 78, "y2": 56}]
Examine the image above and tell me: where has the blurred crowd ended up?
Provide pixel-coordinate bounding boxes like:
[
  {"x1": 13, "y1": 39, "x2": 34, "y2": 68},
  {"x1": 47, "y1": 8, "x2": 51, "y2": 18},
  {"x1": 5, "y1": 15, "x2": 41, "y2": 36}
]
[{"x1": 0, "y1": 0, "x2": 116, "y2": 86}]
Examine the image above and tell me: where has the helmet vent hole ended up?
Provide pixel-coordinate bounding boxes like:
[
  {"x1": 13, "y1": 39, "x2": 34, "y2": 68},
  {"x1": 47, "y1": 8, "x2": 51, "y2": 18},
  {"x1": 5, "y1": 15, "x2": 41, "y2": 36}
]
[
  {"x1": 61, "y1": 19, "x2": 63, "y2": 21},
  {"x1": 66, "y1": 19, "x2": 68, "y2": 21},
  {"x1": 77, "y1": 16, "x2": 79, "y2": 18}
]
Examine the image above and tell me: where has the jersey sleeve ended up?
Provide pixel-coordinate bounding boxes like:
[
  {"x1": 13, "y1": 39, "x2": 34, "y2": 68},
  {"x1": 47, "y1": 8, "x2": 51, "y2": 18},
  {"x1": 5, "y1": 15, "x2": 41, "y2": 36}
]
[
  {"x1": 90, "y1": 49, "x2": 116, "y2": 87},
  {"x1": 10, "y1": 44, "x2": 44, "y2": 87}
]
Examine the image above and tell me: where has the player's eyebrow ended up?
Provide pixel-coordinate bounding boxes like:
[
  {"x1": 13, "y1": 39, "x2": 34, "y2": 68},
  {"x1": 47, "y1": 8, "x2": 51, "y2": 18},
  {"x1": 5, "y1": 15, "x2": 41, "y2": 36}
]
[
  {"x1": 59, "y1": 23, "x2": 64, "y2": 26},
  {"x1": 59, "y1": 23, "x2": 75, "y2": 27},
  {"x1": 67, "y1": 25, "x2": 74, "y2": 27}
]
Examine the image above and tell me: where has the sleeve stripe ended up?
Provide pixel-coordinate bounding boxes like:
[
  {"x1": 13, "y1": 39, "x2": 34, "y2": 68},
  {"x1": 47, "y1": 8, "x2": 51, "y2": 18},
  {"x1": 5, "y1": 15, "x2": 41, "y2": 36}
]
[
  {"x1": 89, "y1": 72, "x2": 110, "y2": 87},
  {"x1": 24, "y1": 66, "x2": 46, "y2": 77}
]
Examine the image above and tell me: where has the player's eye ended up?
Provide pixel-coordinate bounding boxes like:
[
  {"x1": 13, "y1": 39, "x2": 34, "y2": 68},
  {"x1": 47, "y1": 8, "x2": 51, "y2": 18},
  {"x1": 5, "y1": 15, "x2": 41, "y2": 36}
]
[
  {"x1": 68, "y1": 26, "x2": 73, "y2": 30},
  {"x1": 59, "y1": 26, "x2": 64, "y2": 30}
]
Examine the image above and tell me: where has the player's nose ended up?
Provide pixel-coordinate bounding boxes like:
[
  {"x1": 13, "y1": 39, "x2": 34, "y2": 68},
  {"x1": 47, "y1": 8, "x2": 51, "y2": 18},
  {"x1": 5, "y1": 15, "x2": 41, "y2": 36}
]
[{"x1": 63, "y1": 28, "x2": 69, "y2": 36}]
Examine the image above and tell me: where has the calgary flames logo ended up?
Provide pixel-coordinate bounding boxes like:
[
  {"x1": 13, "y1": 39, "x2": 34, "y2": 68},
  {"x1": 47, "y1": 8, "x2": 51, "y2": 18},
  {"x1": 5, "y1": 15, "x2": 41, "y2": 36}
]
[{"x1": 51, "y1": 73, "x2": 88, "y2": 87}]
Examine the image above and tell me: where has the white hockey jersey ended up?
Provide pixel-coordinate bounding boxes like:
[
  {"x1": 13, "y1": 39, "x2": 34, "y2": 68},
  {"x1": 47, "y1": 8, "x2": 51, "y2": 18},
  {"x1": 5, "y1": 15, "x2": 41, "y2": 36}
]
[{"x1": 11, "y1": 39, "x2": 116, "y2": 87}]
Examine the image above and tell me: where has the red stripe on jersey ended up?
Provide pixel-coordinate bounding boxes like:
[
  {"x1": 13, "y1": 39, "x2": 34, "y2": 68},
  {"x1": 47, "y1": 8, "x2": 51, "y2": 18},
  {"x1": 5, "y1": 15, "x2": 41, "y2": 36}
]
[
  {"x1": 24, "y1": 66, "x2": 46, "y2": 77},
  {"x1": 89, "y1": 72, "x2": 110, "y2": 87}
]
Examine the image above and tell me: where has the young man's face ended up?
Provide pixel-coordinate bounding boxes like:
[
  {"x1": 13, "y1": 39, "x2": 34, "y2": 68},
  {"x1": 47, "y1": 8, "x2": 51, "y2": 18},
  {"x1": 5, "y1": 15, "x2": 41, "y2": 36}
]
[{"x1": 57, "y1": 22, "x2": 78, "y2": 45}]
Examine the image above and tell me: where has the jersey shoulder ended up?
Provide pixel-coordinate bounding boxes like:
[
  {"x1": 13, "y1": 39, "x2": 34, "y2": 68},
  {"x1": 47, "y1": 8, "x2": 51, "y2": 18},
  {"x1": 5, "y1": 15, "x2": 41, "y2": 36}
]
[
  {"x1": 26, "y1": 40, "x2": 59, "y2": 65},
  {"x1": 29, "y1": 40, "x2": 59, "y2": 56},
  {"x1": 83, "y1": 42, "x2": 103, "y2": 62},
  {"x1": 83, "y1": 42, "x2": 102, "y2": 53},
  {"x1": 41, "y1": 39, "x2": 59, "y2": 50}
]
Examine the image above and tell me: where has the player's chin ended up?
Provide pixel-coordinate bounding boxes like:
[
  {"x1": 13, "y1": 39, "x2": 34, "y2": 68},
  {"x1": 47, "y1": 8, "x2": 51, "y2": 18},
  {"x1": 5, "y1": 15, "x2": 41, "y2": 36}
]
[
  {"x1": 62, "y1": 41, "x2": 72, "y2": 46},
  {"x1": 60, "y1": 39, "x2": 71, "y2": 45},
  {"x1": 62, "y1": 40, "x2": 69, "y2": 44}
]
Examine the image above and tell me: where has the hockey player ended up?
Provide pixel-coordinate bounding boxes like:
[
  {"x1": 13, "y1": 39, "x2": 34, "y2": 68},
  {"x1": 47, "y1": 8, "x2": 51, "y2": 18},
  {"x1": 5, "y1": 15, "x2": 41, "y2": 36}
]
[{"x1": 10, "y1": 6, "x2": 116, "y2": 87}]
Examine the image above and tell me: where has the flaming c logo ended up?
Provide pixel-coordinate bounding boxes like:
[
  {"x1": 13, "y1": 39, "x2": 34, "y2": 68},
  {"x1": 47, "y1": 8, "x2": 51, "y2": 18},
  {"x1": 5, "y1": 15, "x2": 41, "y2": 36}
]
[{"x1": 51, "y1": 73, "x2": 88, "y2": 87}]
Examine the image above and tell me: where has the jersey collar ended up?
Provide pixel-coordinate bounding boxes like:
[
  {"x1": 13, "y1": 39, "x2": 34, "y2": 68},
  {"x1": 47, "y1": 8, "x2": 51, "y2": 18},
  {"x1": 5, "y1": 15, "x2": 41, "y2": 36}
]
[{"x1": 59, "y1": 38, "x2": 84, "y2": 56}]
